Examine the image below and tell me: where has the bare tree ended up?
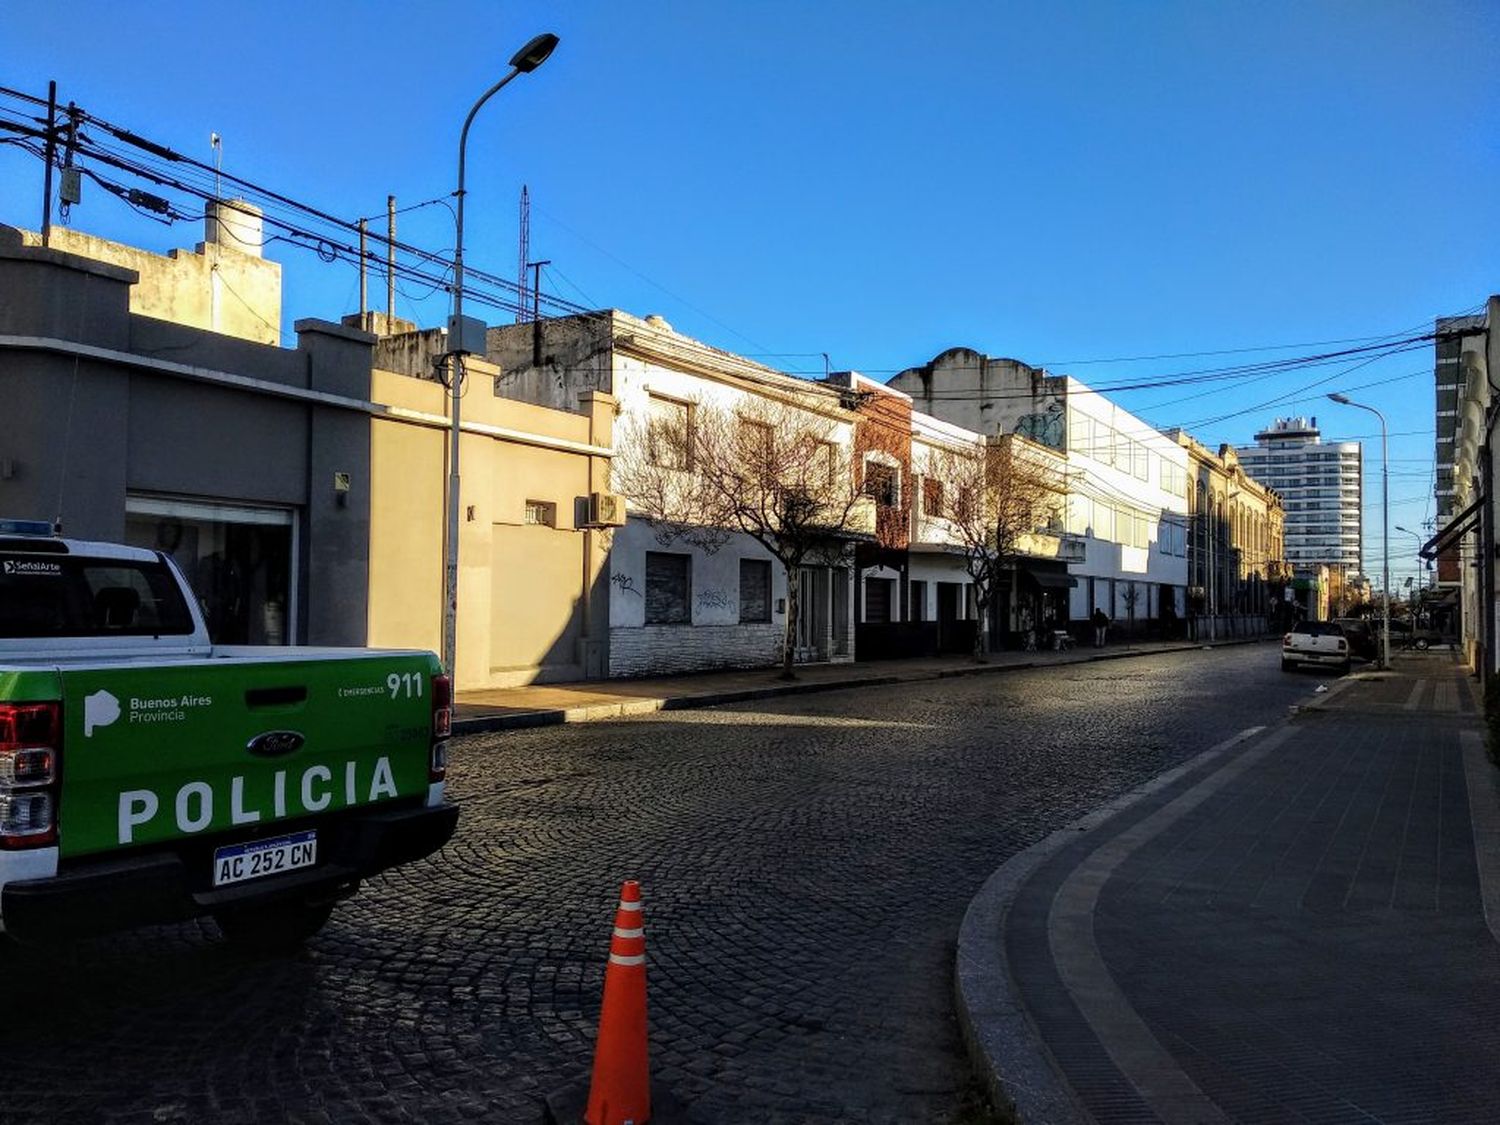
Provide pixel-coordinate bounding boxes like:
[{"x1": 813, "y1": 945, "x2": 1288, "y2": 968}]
[
  {"x1": 613, "y1": 395, "x2": 869, "y2": 678},
  {"x1": 924, "y1": 434, "x2": 1067, "y2": 661}
]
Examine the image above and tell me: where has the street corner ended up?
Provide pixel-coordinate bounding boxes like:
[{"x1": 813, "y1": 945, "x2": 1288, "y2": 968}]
[{"x1": 953, "y1": 723, "x2": 1272, "y2": 1125}]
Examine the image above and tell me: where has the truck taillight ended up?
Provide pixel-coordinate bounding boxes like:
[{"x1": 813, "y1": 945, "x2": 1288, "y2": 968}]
[
  {"x1": 430, "y1": 674, "x2": 452, "y2": 782},
  {"x1": 1283, "y1": 634, "x2": 1293, "y2": 646},
  {"x1": 0, "y1": 702, "x2": 61, "y2": 848}
]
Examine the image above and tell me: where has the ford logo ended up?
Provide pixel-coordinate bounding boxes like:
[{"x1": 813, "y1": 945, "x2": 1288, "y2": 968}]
[{"x1": 246, "y1": 730, "x2": 306, "y2": 757}]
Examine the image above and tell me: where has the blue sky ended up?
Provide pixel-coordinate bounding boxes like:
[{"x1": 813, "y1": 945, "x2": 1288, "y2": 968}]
[{"x1": 2, "y1": 1, "x2": 1496, "y2": 585}]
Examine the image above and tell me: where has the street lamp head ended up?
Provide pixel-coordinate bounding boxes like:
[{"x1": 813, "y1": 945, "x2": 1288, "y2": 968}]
[
  {"x1": 510, "y1": 32, "x2": 560, "y2": 73},
  {"x1": 1327, "y1": 392, "x2": 1351, "y2": 405}
]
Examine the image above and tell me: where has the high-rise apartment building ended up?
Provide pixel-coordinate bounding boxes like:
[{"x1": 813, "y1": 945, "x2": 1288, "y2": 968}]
[{"x1": 1236, "y1": 417, "x2": 1362, "y2": 577}]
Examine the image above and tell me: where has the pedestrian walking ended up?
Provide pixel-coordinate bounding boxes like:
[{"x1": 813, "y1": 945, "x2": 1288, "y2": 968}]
[{"x1": 1091, "y1": 607, "x2": 1110, "y2": 648}]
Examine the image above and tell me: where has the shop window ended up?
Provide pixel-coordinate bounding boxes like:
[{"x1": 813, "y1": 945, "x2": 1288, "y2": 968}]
[
  {"x1": 124, "y1": 496, "x2": 294, "y2": 645},
  {"x1": 645, "y1": 551, "x2": 691, "y2": 625}
]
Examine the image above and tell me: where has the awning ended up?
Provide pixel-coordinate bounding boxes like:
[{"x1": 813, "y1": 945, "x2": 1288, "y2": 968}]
[
  {"x1": 1422, "y1": 495, "x2": 1484, "y2": 560},
  {"x1": 1020, "y1": 566, "x2": 1077, "y2": 591}
]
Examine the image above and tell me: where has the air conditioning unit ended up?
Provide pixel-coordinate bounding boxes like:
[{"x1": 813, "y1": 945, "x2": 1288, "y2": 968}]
[{"x1": 588, "y1": 492, "x2": 627, "y2": 527}]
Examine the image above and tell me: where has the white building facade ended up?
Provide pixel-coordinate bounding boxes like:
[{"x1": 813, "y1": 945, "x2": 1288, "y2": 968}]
[
  {"x1": 889, "y1": 350, "x2": 1190, "y2": 637},
  {"x1": 1234, "y1": 417, "x2": 1362, "y2": 579},
  {"x1": 1062, "y1": 381, "x2": 1191, "y2": 630},
  {"x1": 907, "y1": 410, "x2": 984, "y2": 634},
  {"x1": 488, "y1": 311, "x2": 862, "y2": 677}
]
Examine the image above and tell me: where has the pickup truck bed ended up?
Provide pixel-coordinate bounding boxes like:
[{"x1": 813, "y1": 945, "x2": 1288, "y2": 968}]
[{"x1": 1281, "y1": 620, "x2": 1351, "y2": 673}]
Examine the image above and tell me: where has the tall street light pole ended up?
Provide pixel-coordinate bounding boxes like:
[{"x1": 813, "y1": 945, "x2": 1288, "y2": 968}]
[
  {"x1": 442, "y1": 32, "x2": 560, "y2": 682},
  {"x1": 1395, "y1": 523, "x2": 1431, "y2": 620},
  {"x1": 1329, "y1": 393, "x2": 1389, "y2": 669}
]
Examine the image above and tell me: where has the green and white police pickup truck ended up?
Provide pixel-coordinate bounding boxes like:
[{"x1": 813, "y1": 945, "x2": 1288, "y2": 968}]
[{"x1": 0, "y1": 519, "x2": 458, "y2": 948}]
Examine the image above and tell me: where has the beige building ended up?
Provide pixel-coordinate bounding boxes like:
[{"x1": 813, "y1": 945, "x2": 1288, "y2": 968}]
[
  {"x1": 366, "y1": 343, "x2": 614, "y2": 689},
  {"x1": 1169, "y1": 431, "x2": 1287, "y2": 634}
]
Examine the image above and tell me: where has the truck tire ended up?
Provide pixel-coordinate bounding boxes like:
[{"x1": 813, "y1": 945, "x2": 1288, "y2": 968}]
[
  {"x1": 1281, "y1": 658, "x2": 1295, "y2": 672},
  {"x1": 214, "y1": 902, "x2": 333, "y2": 952},
  {"x1": 1414, "y1": 638, "x2": 1430, "y2": 651},
  {"x1": 1340, "y1": 660, "x2": 1352, "y2": 674}
]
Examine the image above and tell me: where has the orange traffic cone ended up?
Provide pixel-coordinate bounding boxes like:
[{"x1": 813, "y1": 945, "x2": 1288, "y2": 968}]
[{"x1": 584, "y1": 880, "x2": 651, "y2": 1125}]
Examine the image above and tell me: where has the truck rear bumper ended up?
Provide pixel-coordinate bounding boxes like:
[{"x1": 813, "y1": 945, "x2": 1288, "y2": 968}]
[
  {"x1": 1284, "y1": 649, "x2": 1348, "y2": 665},
  {"x1": 1, "y1": 802, "x2": 459, "y2": 944}
]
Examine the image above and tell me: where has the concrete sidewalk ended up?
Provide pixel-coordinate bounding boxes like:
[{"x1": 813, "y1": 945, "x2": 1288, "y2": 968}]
[
  {"x1": 957, "y1": 651, "x2": 1500, "y2": 1124},
  {"x1": 454, "y1": 634, "x2": 1272, "y2": 735}
]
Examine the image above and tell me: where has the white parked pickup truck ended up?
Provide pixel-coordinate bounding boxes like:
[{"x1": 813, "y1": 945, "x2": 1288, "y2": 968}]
[{"x1": 1281, "y1": 620, "x2": 1351, "y2": 674}]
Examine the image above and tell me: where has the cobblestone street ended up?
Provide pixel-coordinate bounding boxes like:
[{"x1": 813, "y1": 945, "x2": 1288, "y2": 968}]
[{"x1": 6, "y1": 644, "x2": 1321, "y2": 1124}]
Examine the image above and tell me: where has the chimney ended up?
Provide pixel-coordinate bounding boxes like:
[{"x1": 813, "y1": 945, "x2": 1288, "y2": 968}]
[{"x1": 204, "y1": 199, "x2": 264, "y2": 258}]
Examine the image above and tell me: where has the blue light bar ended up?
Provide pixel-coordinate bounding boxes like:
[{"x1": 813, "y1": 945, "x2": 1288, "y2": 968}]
[{"x1": 0, "y1": 519, "x2": 57, "y2": 537}]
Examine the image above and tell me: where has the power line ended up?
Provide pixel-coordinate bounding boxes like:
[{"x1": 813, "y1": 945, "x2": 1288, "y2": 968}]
[{"x1": 0, "y1": 80, "x2": 1456, "y2": 513}]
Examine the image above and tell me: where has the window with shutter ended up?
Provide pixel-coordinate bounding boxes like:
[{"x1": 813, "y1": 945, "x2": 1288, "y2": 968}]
[
  {"x1": 739, "y1": 559, "x2": 772, "y2": 623},
  {"x1": 645, "y1": 551, "x2": 691, "y2": 624}
]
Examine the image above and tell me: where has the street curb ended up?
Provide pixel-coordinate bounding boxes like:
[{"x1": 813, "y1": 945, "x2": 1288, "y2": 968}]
[
  {"x1": 1287, "y1": 668, "x2": 1367, "y2": 717},
  {"x1": 952, "y1": 725, "x2": 1268, "y2": 1124},
  {"x1": 454, "y1": 637, "x2": 1274, "y2": 737}
]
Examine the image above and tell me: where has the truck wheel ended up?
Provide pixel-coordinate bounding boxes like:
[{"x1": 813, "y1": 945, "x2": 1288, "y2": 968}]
[
  {"x1": 214, "y1": 902, "x2": 333, "y2": 952},
  {"x1": 1281, "y1": 658, "x2": 1295, "y2": 672},
  {"x1": 1415, "y1": 638, "x2": 1430, "y2": 651},
  {"x1": 1340, "y1": 660, "x2": 1352, "y2": 674}
]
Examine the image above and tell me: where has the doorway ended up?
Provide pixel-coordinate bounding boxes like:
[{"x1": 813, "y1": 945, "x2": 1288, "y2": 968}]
[
  {"x1": 832, "y1": 566, "x2": 850, "y2": 655},
  {"x1": 796, "y1": 567, "x2": 830, "y2": 661}
]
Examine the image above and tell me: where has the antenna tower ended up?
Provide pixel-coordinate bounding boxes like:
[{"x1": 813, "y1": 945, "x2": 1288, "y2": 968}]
[{"x1": 516, "y1": 184, "x2": 531, "y2": 324}]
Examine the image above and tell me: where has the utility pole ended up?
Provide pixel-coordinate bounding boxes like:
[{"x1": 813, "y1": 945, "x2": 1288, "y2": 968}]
[
  {"x1": 40, "y1": 81, "x2": 56, "y2": 247},
  {"x1": 386, "y1": 195, "x2": 396, "y2": 324},
  {"x1": 529, "y1": 259, "x2": 550, "y2": 367},
  {"x1": 358, "y1": 218, "x2": 368, "y2": 326},
  {"x1": 58, "y1": 102, "x2": 81, "y2": 225}
]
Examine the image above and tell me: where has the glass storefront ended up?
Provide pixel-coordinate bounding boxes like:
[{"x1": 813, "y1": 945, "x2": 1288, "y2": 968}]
[{"x1": 124, "y1": 496, "x2": 295, "y2": 645}]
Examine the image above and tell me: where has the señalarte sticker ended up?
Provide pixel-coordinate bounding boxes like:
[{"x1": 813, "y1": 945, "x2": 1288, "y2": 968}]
[{"x1": 2, "y1": 558, "x2": 62, "y2": 577}]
